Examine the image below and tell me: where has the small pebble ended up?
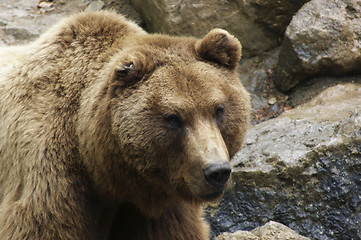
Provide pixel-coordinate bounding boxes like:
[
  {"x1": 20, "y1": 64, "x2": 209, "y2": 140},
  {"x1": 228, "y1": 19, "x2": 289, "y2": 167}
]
[{"x1": 268, "y1": 97, "x2": 277, "y2": 105}]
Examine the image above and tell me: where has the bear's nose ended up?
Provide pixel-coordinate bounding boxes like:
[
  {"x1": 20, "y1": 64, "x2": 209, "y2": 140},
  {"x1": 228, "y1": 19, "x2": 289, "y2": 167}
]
[{"x1": 202, "y1": 162, "x2": 231, "y2": 187}]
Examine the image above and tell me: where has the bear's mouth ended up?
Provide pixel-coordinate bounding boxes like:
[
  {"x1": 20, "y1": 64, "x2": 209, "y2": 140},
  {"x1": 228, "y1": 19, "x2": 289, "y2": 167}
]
[{"x1": 199, "y1": 189, "x2": 224, "y2": 201}]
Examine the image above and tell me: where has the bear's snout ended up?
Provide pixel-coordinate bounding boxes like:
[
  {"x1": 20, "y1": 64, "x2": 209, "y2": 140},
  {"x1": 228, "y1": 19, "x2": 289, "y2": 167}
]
[{"x1": 202, "y1": 162, "x2": 231, "y2": 188}]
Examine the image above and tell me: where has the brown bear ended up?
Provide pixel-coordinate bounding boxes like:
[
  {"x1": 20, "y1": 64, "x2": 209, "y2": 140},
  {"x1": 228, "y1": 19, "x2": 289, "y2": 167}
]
[{"x1": 0, "y1": 11, "x2": 250, "y2": 240}]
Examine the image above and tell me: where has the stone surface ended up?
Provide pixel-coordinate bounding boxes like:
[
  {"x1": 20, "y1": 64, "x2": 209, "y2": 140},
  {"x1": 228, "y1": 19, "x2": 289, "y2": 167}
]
[
  {"x1": 286, "y1": 75, "x2": 361, "y2": 107},
  {"x1": 85, "y1": 0, "x2": 105, "y2": 11},
  {"x1": 283, "y1": 83, "x2": 361, "y2": 122},
  {"x1": 2, "y1": 1, "x2": 360, "y2": 239},
  {"x1": 216, "y1": 230, "x2": 260, "y2": 240},
  {"x1": 251, "y1": 221, "x2": 310, "y2": 240},
  {"x1": 206, "y1": 82, "x2": 361, "y2": 240},
  {"x1": 238, "y1": 48, "x2": 292, "y2": 124},
  {"x1": 239, "y1": 49, "x2": 280, "y2": 111},
  {"x1": 102, "y1": 0, "x2": 143, "y2": 25},
  {"x1": 275, "y1": 0, "x2": 361, "y2": 92},
  {"x1": 0, "y1": 0, "x2": 89, "y2": 45},
  {"x1": 215, "y1": 221, "x2": 309, "y2": 240},
  {"x1": 0, "y1": 0, "x2": 142, "y2": 46},
  {"x1": 130, "y1": 0, "x2": 309, "y2": 57}
]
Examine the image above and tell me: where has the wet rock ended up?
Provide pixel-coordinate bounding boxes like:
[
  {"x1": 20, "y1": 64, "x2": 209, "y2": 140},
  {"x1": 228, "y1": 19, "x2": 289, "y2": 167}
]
[
  {"x1": 130, "y1": 0, "x2": 309, "y2": 57},
  {"x1": 215, "y1": 221, "x2": 309, "y2": 240},
  {"x1": 274, "y1": 0, "x2": 361, "y2": 92},
  {"x1": 206, "y1": 82, "x2": 361, "y2": 240}
]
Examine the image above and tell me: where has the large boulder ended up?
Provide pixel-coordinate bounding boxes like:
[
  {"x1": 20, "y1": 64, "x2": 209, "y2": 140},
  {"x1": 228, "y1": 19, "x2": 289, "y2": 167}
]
[
  {"x1": 251, "y1": 221, "x2": 309, "y2": 240},
  {"x1": 0, "y1": 0, "x2": 89, "y2": 45},
  {"x1": 206, "y1": 81, "x2": 361, "y2": 240},
  {"x1": 130, "y1": 0, "x2": 309, "y2": 57},
  {"x1": 0, "y1": 0, "x2": 142, "y2": 46},
  {"x1": 274, "y1": 0, "x2": 361, "y2": 92},
  {"x1": 216, "y1": 221, "x2": 310, "y2": 240}
]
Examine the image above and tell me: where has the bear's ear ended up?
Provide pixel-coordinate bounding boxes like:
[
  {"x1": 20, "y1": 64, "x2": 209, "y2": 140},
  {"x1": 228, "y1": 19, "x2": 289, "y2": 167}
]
[
  {"x1": 112, "y1": 51, "x2": 158, "y2": 89},
  {"x1": 195, "y1": 29, "x2": 242, "y2": 70},
  {"x1": 113, "y1": 62, "x2": 142, "y2": 88}
]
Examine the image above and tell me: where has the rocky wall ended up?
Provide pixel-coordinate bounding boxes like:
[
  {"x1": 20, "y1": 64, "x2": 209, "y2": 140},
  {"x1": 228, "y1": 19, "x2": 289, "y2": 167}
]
[{"x1": 1, "y1": 1, "x2": 361, "y2": 239}]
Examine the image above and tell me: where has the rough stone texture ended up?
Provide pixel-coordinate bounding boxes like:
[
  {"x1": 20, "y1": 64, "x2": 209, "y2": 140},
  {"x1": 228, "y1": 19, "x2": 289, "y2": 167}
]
[
  {"x1": 85, "y1": 0, "x2": 105, "y2": 11},
  {"x1": 237, "y1": 47, "x2": 295, "y2": 125},
  {"x1": 130, "y1": 0, "x2": 309, "y2": 57},
  {"x1": 102, "y1": 0, "x2": 143, "y2": 25},
  {"x1": 216, "y1": 230, "x2": 260, "y2": 240},
  {"x1": 251, "y1": 221, "x2": 310, "y2": 240},
  {"x1": 215, "y1": 221, "x2": 309, "y2": 240},
  {"x1": 274, "y1": 0, "x2": 361, "y2": 92},
  {"x1": 0, "y1": 0, "x2": 88, "y2": 45},
  {"x1": 0, "y1": 0, "x2": 142, "y2": 46},
  {"x1": 2, "y1": 1, "x2": 360, "y2": 238},
  {"x1": 238, "y1": 49, "x2": 280, "y2": 111},
  {"x1": 206, "y1": 82, "x2": 361, "y2": 240},
  {"x1": 286, "y1": 75, "x2": 361, "y2": 108},
  {"x1": 283, "y1": 83, "x2": 361, "y2": 122}
]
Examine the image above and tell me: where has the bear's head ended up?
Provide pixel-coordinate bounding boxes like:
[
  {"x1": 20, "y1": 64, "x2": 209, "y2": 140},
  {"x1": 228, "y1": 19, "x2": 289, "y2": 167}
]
[{"x1": 81, "y1": 29, "x2": 249, "y2": 213}]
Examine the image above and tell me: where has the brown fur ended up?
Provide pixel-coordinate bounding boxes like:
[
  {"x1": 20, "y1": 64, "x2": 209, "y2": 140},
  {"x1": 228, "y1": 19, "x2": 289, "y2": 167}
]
[{"x1": 0, "y1": 11, "x2": 250, "y2": 239}]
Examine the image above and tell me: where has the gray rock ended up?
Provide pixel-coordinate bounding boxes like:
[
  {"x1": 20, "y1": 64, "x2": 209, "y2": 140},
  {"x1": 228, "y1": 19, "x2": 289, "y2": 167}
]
[
  {"x1": 2, "y1": 26, "x2": 38, "y2": 41},
  {"x1": 0, "y1": 0, "x2": 143, "y2": 46},
  {"x1": 215, "y1": 221, "x2": 309, "y2": 240},
  {"x1": 286, "y1": 75, "x2": 361, "y2": 107},
  {"x1": 130, "y1": 0, "x2": 309, "y2": 57},
  {"x1": 216, "y1": 230, "x2": 260, "y2": 240},
  {"x1": 239, "y1": 49, "x2": 280, "y2": 112},
  {"x1": 0, "y1": 0, "x2": 89, "y2": 45},
  {"x1": 275, "y1": 0, "x2": 361, "y2": 92},
  {"x1": 85, "y1": 1, "x2": 105, "y2": 12},
  {"x1": 251, "y1": 221, "x2": 310, "y2": 240},
  {"x1": 102, "y1": 0, "x2": 143, "y2": 25},
  {"x1": 206, "y1": 82, "x2": 361, "y2": 240}
]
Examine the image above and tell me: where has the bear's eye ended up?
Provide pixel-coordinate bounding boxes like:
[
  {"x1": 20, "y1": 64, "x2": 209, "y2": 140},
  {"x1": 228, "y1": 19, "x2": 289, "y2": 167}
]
[
  {"x1": 214, "y1": 104, "x2": 225, "y2": 124},
  {"x1": 164, "y1": 114, "x2": 184, "y2": 129}
]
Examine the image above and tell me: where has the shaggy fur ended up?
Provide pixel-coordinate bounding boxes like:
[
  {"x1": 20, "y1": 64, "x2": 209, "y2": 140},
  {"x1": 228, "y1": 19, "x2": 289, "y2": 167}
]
[{"x1": 0, "y1": 11, "x2": 250, "y2": 239}]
